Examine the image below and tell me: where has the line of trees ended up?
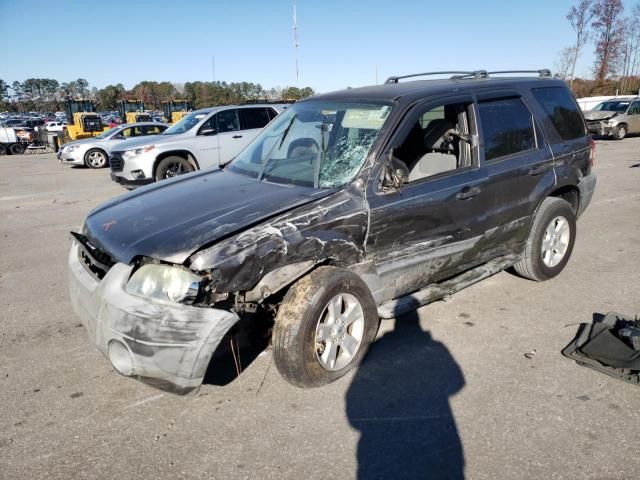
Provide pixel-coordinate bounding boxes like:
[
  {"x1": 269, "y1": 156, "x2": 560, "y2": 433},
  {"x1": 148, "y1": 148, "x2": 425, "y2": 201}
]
[
  {"x1": 0, "y1": 78, "x2": 315, "y2": 113},
  {"x1": 558, "y1": 0, "x2": 640, "y2": 97}
]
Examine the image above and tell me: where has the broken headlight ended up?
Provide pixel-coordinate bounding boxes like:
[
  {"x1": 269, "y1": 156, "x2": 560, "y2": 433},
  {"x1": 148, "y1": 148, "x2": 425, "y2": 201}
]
[{"x1": 126, "y1": 264, "x2": 201, "y2": 305}]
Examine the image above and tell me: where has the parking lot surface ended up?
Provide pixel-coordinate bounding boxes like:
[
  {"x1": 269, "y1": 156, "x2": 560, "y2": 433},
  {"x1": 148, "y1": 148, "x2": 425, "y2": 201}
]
[{"x1": 1, "y1": 140, "x2": 639, "y2": 480}]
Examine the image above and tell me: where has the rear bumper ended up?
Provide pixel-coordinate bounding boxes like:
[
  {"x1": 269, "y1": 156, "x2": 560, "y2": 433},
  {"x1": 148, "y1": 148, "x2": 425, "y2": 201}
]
[
  {"x1": 68, "y1": 242, "x2": 240, "y2": 394},
  {"x1": 577, "y1": 172, "x2": 597, "y2": 218}
]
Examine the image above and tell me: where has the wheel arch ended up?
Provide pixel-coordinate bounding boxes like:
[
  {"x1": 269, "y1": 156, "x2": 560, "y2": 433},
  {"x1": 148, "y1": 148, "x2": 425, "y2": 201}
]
[{"x1": 153, "y1": 150, "x2": 200, "y2": 178}]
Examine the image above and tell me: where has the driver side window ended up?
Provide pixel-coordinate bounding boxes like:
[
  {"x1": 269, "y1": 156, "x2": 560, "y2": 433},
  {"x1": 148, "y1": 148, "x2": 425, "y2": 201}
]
[
  {"x1": 392, "y1": 101, "x2": 473, "y2": 183},
  {"x1": 629, "y1": 102, "x2": 640, "y2": 115}
]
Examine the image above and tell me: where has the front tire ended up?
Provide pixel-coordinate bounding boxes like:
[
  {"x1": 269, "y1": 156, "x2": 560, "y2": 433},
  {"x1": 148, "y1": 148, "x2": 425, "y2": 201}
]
[
  {"x1": 613, "y1": 125, "x2": 627, "y2": 140},
  {"x1": 85, "y1": 149, "x2": 108, "y2": 168},
  {"x1": 272, "y1": 266, "x2": 380, "y2": 388},
  {"x1": 514, "y1": 197, "x2": 576, "y2": 281},
  {"x1": 155, "y1": 156, "x2": 195, "y2": 181}
]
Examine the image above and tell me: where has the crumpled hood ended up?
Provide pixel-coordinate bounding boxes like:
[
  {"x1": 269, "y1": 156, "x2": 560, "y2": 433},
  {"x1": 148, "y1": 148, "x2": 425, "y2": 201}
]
[
  {"x1": 82, "y1": 169, "x2": 332, "y2": 265},
  {"x1": 584, "y1": 110, "x2": 618, "y2": 121}
]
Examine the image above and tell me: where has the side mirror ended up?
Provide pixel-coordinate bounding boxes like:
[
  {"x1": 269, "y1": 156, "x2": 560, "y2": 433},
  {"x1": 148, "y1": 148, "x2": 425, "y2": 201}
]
[
  {"x1": 199, "y1": 128, "x2": 217, "y2": 136},
  {"x1": 381, "y1": 150, "x2": 409, "y2": 192}
]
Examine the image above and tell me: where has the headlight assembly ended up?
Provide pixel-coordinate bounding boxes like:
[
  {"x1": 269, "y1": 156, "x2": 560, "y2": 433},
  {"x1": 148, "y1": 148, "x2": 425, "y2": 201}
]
[
  {"x1": 126, "y1": 264, "x2": 201, "y2": 305},
  {"x1": 123, "y1": 145, "x2": 155, "y2": 159},
  {"x1": 65, "y1": 145, "x2": 79, "y2": 152}
]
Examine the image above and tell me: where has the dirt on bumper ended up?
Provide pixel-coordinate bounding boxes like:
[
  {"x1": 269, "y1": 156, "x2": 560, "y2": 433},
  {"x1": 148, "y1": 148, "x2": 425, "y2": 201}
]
[{"x1": 68, "y1": 242, "x2": 240, "y2": 394}]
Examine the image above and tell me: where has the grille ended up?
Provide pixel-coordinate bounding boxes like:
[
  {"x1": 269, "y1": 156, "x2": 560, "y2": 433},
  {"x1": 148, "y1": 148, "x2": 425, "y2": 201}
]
[
  {"x1": 110, "y1": 152, "x2": 124, "y2": 172},
  {"x1": 72, "y1": 232, "x2": 114, "y2": 281}
]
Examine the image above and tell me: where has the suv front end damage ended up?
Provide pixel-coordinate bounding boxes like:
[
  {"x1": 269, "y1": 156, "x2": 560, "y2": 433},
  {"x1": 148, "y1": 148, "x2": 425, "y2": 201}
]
[{"x1": 68, "y1": 240, "x2": 240, "y2": 394}]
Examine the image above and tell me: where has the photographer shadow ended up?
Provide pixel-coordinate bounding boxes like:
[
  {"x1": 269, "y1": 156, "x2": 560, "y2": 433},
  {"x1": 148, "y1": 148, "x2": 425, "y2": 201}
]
[{"x1": 346, "y1": 308, "x2": 465, "y2": 479}]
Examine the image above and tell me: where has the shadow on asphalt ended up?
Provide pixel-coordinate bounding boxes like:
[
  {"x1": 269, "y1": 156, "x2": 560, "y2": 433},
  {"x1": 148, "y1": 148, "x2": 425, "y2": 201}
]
[{"x1": 346, "y1": 308, "x2": 466, "y2": 479}]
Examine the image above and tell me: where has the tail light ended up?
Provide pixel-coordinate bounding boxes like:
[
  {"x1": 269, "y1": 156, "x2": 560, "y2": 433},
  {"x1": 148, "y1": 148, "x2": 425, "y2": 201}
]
[{"x1": 589, "y1": 137, "x2": 596, "y2": 167}]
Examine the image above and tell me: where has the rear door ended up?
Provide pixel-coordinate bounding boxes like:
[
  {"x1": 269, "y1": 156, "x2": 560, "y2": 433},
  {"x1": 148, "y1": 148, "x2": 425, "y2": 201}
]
[
  {"x1": 216, "y1": 109, "x2": 245, "y2": 165},
  {"x1": 475, "y1": 91, "x2": 555, "y2": 253}
]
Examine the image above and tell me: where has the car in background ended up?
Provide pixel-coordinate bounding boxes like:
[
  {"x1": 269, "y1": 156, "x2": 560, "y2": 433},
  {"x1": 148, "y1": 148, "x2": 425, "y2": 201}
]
[
  {"x1": 58, "y1": 122, "x2": 169, "y2": 169},
  {"x1": 109, "y1": 104, "x2": 288, "y2": 188},
  {"x1": 45, "y1": 120, "x2": 67, "y2": 132},
  {"x1": 584, "y1": 97, "x2": 640, "y2": 140}
]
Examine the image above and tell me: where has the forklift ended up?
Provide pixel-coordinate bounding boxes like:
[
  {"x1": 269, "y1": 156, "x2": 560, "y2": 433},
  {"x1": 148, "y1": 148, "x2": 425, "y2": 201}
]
[
  {"x1": 117, "y1": 100, "x2": 152, "y2": 124},
  {"x1": 63, "y1": 99, "x2": 106, "y2": 143},
  {"x1": 162, "y1": 100, "x2": 192, "y2": 123}
]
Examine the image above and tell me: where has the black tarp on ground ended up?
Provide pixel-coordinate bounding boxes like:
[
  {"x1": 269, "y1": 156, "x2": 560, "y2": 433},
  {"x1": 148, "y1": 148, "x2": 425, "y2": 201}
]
[{"x1": 562, "y1": 312, "x2": 640, "y2": 386}]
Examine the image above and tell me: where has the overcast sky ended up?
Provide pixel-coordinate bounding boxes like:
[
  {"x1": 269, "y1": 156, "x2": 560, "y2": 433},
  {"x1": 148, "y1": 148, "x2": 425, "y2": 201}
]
[{"x1": 0, "y1": 0, "x2": 616, "y2": 93}]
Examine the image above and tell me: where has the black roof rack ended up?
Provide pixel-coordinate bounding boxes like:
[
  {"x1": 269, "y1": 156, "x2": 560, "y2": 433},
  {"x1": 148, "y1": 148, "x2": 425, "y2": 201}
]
[
  {"x1": 384, "y1": 70, "x2": 488, "y2": 84},
  {"x1": 384, "y1": 69, "x2": 552, "y2": 84},
  {"x1": 486, "y1": 69, "x2": 552, "y2": 77}
]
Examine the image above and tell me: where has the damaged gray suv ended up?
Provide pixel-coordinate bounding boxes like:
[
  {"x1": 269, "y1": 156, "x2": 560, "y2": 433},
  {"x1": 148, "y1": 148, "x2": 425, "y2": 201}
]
[{"x1": 69, "y1": 69, "x2": 596, "y2": 393}]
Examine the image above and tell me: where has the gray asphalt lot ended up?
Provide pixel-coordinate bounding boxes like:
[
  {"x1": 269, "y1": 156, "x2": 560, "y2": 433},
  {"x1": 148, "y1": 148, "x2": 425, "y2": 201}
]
[{"x1": 1, "y1": 139, "x2": 639, "y2": 480}]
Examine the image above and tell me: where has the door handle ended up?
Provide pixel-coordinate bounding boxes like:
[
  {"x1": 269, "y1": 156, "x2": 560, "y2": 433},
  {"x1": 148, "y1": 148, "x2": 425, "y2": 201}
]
[
  {"x1": 232, "y1": 135, "x2": 243, "y2": 139},
  {"x1": 456, "y1": 186, "x2": 481, "y2": 200},
  {"x1": 528, "y1": 165, "x2": 549, "y2": 176}
]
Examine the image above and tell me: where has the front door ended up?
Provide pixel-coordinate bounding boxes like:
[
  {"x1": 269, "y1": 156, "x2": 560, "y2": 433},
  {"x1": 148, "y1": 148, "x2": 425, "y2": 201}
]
[
  {"x1": 365, "y1": 95, "x2": 489, "y2": 301},
  {"x1": 194, "y1": 113, "x2": 220, "y2": 168}
]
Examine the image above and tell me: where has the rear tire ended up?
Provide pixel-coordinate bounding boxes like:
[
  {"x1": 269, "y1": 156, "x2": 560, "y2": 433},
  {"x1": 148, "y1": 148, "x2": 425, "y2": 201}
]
[
  {"x1": 85, "y1": 148, "x2": 108, "y2": 168},
  {"x1": 155, "y1": 156, "x2": 195, "y2": 181},
  {"x1": 514, "y1": 197, "x2": 576, "y2": 281},
  {"x1": 9, "y1": 143, "x2": 25, "y2": 155},
  {"x1": 0, "y1": 144, "x2": 6, "y2": 156},
  {"x1": 272, "y1": 266, "x2": 380, "y2": 388},
  {"x1": 613, "y1": 125, "x2": 627, "y2": 140}
]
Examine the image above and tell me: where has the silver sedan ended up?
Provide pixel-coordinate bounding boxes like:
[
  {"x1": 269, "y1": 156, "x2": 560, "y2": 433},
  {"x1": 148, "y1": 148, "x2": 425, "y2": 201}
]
[{"x1": 58, "y1": 122, "x2": 169, "y2": 169}]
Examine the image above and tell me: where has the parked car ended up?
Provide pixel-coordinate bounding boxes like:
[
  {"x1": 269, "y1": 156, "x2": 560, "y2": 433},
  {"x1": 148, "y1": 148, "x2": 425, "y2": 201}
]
[
  {"x1": 58, "y1": 122, "x2": 169, "y2": 168},
  {"x1": 45, "y1": 120, "x2": 67, "y2": 132},
  {"x1": 69, "y1": 70, "x2": 596, "y2": 394},
  {"x1": 583, "y1": 97, "x2": 640, "y2": 140},
  {"x1": 108, "y1": 104, "x2": 288, "y2": 188}
]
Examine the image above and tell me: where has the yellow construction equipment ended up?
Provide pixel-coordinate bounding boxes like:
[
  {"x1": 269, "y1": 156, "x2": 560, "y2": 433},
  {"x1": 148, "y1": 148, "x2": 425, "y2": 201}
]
[
  {"x1": 162, "y1": 100, "x2": 192, "y2": 123},
  {"x1": 117, "y1": 100, "x2": 152, "y2": 124},
  {"x1": 64, "y1": 99, "x2": 107, "y2": 142}
]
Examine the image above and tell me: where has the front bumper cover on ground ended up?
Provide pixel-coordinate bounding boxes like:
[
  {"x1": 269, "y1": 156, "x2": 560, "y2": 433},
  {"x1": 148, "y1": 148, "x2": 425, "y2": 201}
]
[{"x1": 68, "y1": 242, "x2": 240, "y2": 394}]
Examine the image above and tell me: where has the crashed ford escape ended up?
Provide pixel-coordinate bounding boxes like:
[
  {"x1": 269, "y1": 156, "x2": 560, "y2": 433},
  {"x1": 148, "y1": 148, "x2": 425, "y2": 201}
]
[{"x1": 68, "y1": 70, "x2": 597, "y2": 393}]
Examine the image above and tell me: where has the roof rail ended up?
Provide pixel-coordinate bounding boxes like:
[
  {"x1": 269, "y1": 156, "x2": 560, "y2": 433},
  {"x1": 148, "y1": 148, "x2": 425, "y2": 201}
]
[
  {"x1": 486, "y1": 69, "x2": 552, "y2": 78},
  {"x1": 384, "y1": 70, "x2": 488, "y2": 84}
]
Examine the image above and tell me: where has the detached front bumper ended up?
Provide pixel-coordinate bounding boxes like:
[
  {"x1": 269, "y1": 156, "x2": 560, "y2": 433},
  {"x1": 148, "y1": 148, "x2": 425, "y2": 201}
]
[{"x1": 68, "y1": 242, "x2": 240, "y2": 394}]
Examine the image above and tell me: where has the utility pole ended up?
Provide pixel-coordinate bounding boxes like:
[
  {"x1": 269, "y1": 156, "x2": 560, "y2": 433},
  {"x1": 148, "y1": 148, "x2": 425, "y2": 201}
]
[
  {"x1": 292, "y1": 0, "x2": 300, "y2": 87},
  {"x1": 211, "y1": 56, "x2": 216, "y2": 83}
]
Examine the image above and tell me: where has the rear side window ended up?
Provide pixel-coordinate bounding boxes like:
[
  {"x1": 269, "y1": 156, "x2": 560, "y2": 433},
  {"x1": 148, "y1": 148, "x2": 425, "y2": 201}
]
[
  {"x1": 478, "y1": 98, "x2": 536, "y2": 162},
  {"x1": 239, "y1": 108, "x2": 271, "y2": 130},
  {"x1": 532, "y1": 87, "x2": 585, "y2": 140}
]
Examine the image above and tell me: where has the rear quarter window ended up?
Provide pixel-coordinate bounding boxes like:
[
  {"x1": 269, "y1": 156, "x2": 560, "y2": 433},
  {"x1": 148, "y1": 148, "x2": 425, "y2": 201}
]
[{"x1": 531, "y1": 87, "x2": 585, "y2": 141}]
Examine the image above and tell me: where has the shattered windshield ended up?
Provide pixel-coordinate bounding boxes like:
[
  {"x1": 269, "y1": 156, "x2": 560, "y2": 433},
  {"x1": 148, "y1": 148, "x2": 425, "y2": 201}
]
[
  {"x1": 228, "y1": 101, "x2": 392, "y2": 188},
  {"x1": 594, "y1": 101, "x2": 630, "y2": 113},
  {"x1": 162, "y1": 111, "x2": 208, "y2": 135}
]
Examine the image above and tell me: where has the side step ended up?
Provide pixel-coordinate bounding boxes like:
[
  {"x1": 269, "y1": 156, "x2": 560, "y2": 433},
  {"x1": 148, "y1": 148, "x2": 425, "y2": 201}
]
[{"x1": 377, "y1": 256, "x2": 518, "y2": 319}]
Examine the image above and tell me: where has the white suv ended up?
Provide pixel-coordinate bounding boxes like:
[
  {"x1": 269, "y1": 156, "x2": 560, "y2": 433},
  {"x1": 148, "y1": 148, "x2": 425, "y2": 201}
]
[{"x1": 109, "y1": 104, "x2": 289, "y2": 188}]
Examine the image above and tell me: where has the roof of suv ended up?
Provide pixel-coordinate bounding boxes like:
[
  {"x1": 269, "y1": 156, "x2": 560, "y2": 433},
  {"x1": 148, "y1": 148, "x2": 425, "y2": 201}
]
[
  {"x1": 309, "y1": 75, "x2": 566, "y2": 105},
  {"x1": 190, "y1": 103, "x2": 292, "y2": 115}
]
